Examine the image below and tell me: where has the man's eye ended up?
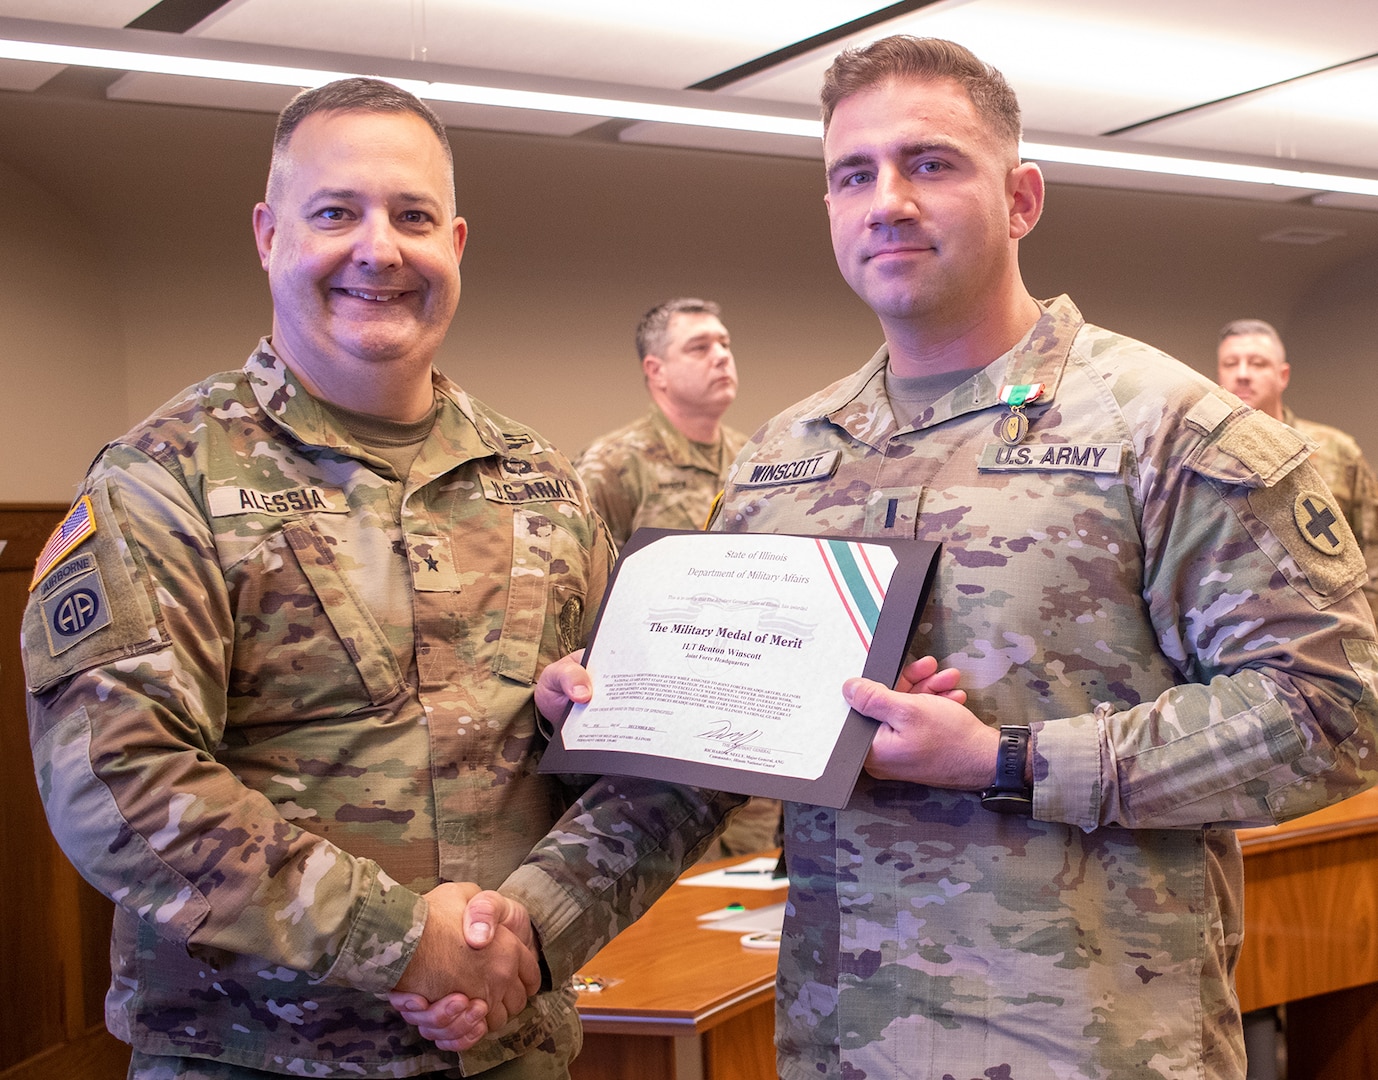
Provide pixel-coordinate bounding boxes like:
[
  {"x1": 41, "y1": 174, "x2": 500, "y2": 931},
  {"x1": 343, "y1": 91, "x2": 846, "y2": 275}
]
[
  {"x1": 400, "y1": 210, "x2": 431, "y2": 224},
  {"x1": 916, "y1": 160, "x2": 945, "y2": 174},
  {"x1": 845, "y1": 171, "x2": 874, "y2": 187},
  {"x1": 316, "y1": 207, "x2": 348, "y2": 221}
]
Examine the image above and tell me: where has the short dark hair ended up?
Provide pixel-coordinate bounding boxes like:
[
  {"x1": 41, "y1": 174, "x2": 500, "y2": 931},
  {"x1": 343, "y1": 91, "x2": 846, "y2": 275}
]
[
  {"x1": 266, "y1": 77, "x2": 454, "y2": 208},
  {"x1": 635, "y1": 298, "x2": 723, "y2": 361},
  {"x1": 1218, "y1": 318, "x2": 1282, "y2": 345},
  {"x1": 820, "y1": 36, "x2": 1021, "y2": 150}
]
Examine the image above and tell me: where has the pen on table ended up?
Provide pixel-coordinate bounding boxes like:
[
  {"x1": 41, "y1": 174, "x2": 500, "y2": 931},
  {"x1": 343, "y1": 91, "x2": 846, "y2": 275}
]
[{"x1": 724, "y1": 868, "x2": 776, "y2": 875}]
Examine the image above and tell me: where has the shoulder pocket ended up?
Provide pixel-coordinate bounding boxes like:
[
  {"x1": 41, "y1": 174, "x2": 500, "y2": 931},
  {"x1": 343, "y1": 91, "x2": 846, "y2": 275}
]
[
  {"x1": 1186, "y1": 410, "x2": 1367, "y2": 604},
  {"x1": 24, "y1": 482, "x2": 166, "y2": 695}
]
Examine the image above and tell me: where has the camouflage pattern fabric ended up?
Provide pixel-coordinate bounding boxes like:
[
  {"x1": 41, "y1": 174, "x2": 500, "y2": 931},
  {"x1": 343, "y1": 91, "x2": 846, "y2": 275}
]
[
  {"x1": 23, "y1": 342, "x2": 736, "y2": 1077},
  {"x1": 1283, "y1": 406, "x2": 1378, "y2": 623},
  {"x1": 708, "y1": 296, "x2": 1378, "y2": 1080},
  {"x1": 575, "y1": 403, "x2": 746, "y2": 546},
  {"x1": 577, "y1": 402, "x2": 776, "y2": 860}
]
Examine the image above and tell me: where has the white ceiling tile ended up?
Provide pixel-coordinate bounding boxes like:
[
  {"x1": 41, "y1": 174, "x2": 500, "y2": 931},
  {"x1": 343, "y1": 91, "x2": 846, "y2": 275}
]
[
  {"x1": 0, "y1": 1, "x2": 159, "y2": 25},
  {"x1": 726, "y1": 0, "x2": 1378, "y2": 135},
  {"x1": 3, "y1": 0, "x2": 1377, "y2": 205},
  {"x1": 1118, "y1": 62, "x2": 1378, "y2": 173},
  {"x1": 191, "y1": 0, "x2": 895, "y2": 89}
]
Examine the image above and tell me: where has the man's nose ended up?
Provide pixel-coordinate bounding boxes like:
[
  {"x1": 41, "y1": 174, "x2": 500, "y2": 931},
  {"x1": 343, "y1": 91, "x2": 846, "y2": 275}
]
[
  {"x1": 866, "y1": 167, "x2": 918, "y2": 228},
  {"x1": 355, "y1": 214, "x2": 402, "y2": 269}
]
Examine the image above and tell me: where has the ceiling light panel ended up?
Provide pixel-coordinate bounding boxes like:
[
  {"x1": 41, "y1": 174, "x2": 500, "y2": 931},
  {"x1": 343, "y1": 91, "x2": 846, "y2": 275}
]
[
  {"x1": 726, "y1": 0, "x2": 1378, "y2": 136},
  {"x1": 0, "y1": 0, "x2": 152, "y2": 91},
  {"x1": 104, "y1": 69, "x2": 612, "y2": 138},
  {"x1": 191, "y1": 0, "x2": 896, "y2": 90}
]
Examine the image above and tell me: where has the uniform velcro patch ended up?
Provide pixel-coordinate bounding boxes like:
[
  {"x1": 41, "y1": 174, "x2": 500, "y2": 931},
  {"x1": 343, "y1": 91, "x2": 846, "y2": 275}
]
[{"x1": 30, "y1": 496, "x2": 96, "y2": 591}]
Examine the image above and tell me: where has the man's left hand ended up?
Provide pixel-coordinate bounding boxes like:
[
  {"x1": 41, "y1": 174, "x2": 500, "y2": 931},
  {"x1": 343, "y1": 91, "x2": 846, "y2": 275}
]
[{"x1": 849, "y1": 656, "x2": 999, "y2": 789}]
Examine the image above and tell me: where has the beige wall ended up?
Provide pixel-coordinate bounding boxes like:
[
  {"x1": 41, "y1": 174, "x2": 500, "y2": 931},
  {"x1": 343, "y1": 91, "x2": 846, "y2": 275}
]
[
  {"x1": 2, "y1": 90, "x2": 1377, "y2": 504},
  {"x1": 0, "y1": 158, "x2": 127, "y2": 503}
]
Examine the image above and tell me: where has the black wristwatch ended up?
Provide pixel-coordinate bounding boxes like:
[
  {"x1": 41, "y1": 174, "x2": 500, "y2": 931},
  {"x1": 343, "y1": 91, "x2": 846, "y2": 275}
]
[{"x1": 980, "y1": 726, "x2": 1034, "y2": 815}]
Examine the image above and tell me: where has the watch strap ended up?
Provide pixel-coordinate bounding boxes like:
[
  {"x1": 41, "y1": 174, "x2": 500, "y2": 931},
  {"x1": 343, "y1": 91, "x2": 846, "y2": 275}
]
[{"x1": 981, "y1": 725, "x2": 1033, "y2": 815}]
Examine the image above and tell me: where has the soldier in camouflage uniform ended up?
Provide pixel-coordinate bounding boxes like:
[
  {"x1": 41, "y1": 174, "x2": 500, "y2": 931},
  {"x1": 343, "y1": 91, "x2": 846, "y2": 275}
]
[
  {"x1": 1217, "y1": 318, "x2": 1378, "y2": 623},
  {"x1": 576, "y1": 298, "x2": 779, "y2": 859},
  {"x1": 22, "y1": 79, "x2": 736, "y2": 1080},
  {"x1": 523, "y1": 37, "x2": 1378, "y2": 1080},
  {"x1": 576, "y1": 297, "x2": 747, "y2": 546}
]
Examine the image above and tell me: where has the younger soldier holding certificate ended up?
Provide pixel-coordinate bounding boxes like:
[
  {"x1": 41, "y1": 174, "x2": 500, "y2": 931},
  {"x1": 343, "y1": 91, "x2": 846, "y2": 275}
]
[{"x1": 501, "y1": 35, "x2": 1378, "y2": 1080}]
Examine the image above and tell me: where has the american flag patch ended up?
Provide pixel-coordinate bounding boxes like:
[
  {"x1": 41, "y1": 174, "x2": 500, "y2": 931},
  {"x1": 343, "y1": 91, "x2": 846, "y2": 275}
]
[{"x1": 30, "y1": 495, "x2": 97, "y2": 592}]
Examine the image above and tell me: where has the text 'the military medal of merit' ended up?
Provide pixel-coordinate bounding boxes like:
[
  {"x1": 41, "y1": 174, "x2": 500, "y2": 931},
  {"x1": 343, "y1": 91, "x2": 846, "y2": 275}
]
[{"x1": 539, "y1": 528, "x2": 940, "y2": 808}]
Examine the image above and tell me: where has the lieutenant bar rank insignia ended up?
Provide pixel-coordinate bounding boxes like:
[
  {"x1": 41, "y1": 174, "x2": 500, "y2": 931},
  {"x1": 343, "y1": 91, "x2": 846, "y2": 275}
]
[
  {"x1": 30, "y1": 495, "x2": 97, "y2": 591},
  {"x1": 995, "y1": 383, "x2": 1044, "y2": 446}
]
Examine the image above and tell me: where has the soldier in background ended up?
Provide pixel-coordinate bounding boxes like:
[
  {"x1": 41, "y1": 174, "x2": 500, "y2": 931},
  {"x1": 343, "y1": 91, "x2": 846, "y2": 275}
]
[
  {"x1": 577, "y1": 297, "x2": 779, "y2": 859},
  {"x1": 577, "y1": 297, "x2": 745, "y2": 547},
  {"x1": 21, "y1": 77, "x2": 736, "y2": 1080},
  {"x1": 1217, "y1": 317, "x2": 1378, "y2": 622},
  {"x1": 529, "y1": 35, "x2": 1378, "y2": 1079}
]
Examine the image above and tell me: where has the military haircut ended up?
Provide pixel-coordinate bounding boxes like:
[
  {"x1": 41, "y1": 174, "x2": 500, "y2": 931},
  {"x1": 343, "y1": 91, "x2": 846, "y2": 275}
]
[
  {"x1": 265, "y1": 76, "x2": 456, "y2": 210},
  {"x1": 635, "y1": 297, "x2": 723, "y2": 361},
  {"x1": 1219, "y1": 318, "x2": 1286, "y2": 359},
  {"x1": 820, "y1": 35, "x2": 1022, "y2": 151}
]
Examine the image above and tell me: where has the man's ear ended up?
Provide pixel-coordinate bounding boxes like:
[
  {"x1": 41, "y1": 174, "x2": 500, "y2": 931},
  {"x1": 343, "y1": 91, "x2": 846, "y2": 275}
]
[
  {"x1": 252, "y1": 202, "x2": 276, "y2": 271},
  {"x1": 642, "y1": 354, "x2": 664, "y2": 387},
  {"x1": 453, "y1": 216, "x2": 468, "y2": 264},
  {"x1": 1007, "y1": 161, "x2": 1044, "y2": 241}
]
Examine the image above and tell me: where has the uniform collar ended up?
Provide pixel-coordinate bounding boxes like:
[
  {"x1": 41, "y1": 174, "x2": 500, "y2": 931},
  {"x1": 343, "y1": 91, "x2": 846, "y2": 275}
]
[
  {"x1": 647, "y1": 401, "x2": 728, "y2": 472},
  {"x1": 805, "y1": 295, "x2": 1083, "y2": 449},
  {"x1": 244, "y1": 339, "x2": 513, "y2": 474}
]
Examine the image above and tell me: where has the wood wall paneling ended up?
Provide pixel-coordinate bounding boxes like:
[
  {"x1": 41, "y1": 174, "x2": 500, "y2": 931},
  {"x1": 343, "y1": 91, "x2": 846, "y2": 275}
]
[{"x1": 0, "y1": 505, "x2": 129, "y2": 1080}]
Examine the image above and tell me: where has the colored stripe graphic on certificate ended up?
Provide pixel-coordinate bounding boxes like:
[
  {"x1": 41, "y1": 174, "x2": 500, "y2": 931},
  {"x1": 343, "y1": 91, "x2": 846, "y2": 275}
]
[{"x1": 815, "y1": 539, "x2": 893, "y2": 649}]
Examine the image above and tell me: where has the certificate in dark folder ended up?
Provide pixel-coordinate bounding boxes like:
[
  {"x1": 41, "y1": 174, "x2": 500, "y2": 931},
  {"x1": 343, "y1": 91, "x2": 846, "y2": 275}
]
[{"x1": 539, "y1": 529, "x2": 941, "y2": 809}]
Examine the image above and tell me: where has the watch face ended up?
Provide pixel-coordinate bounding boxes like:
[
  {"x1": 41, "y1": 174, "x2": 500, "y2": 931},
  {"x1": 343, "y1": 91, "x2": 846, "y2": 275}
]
[{"x1": 981, "y1": 790, "x2": 1034, "y2": 815}]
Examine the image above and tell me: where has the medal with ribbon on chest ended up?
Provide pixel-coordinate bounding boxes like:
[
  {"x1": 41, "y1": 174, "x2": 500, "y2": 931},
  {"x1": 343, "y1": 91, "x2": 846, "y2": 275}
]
[{"x1": 996, "y1": 383, "x2": 1045, "y2": 446}]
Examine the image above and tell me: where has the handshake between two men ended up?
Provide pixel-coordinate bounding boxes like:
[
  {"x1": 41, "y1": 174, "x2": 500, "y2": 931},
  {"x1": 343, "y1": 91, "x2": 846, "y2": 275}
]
[
  {"x1": 386, "y1": 650, "x2": 970, "y2": 1053},
  {"x1": 384, "y1": 651, "x2": 601, "y2": 1052}
]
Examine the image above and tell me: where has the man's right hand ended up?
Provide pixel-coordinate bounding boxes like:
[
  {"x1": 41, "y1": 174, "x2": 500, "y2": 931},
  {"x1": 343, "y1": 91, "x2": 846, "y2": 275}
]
[
  {"x1": 534, "y1": 649, "x2": 592, "y2": 721},
  {"x1": 389, "y1": 882, "x2": 540, "y2": 1044}
]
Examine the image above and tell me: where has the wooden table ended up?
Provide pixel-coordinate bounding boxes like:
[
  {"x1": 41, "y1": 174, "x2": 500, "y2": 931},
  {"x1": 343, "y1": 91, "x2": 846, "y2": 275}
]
[
  {"x1": 571, "y1": 793, "x2": 1378, "y2": 1080},
  {"x1": 569, "y1": 859, "x2": 785, "y2": 1080},
  {"x1": 1237, "y1": 786, "x2": 1378, "y2": 1078}
]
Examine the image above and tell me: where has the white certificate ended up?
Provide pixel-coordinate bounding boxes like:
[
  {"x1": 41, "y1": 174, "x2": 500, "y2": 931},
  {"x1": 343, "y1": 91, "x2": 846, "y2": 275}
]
[{"x1": 539, "y1": 530, "x2": 940, "y2": 808}]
